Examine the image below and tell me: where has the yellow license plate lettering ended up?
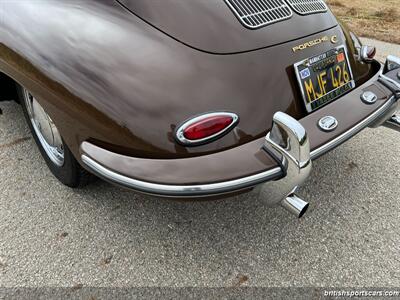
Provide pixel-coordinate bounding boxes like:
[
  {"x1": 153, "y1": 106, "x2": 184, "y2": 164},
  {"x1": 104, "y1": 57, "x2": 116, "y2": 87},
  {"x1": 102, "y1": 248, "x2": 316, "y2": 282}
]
[
  {"x1": 315, "y1": 73, "x2": 324, "y2": 98},
  {"x1": 342, "y1": 63, "x2": 350, "y2": 83},
  {"x1": 331, "y1": 67, "x2": 339, "y2": 88},
  {"x1": 304, "y1": 79, "x2": 316, "y2": 102},
  {"x1": 297, "y1": 49, "x2": 354, "y2": 112},
  {"x1": 319, "y1": 70, "x2": 327, "y2": 94},
  {"x1": 336, "y1": 65, "x2": 343, "y2": 85}
]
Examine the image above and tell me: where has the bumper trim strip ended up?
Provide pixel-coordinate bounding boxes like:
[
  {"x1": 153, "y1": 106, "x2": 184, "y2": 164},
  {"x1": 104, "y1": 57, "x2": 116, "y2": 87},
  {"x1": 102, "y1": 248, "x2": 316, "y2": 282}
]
[
  {"x1": 81, "y1": 154, "x2": 282, "y2": 197},
  {"x1": 310, "y1": 94, "x2": 397, "y2": 159}
]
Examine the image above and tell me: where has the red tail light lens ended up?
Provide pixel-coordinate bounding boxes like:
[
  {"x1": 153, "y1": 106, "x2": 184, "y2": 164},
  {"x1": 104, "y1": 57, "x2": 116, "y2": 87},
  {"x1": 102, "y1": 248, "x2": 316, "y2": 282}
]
[
  {"x1": 184, "y1": 116, "x2": 233, "y2": 140},
  {"x1": 176, "y1": 112, "x2": 239, "y2": 146}
]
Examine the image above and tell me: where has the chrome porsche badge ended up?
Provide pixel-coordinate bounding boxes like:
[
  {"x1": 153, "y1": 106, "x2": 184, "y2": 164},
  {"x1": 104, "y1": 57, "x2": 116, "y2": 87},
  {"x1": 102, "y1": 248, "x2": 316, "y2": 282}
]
[
  {"x1": 318, "y1": 116, "x2": 338, "y2": 132},
  {"x1": 292, "y1": 36, "x2": 329, "y2": 53}
]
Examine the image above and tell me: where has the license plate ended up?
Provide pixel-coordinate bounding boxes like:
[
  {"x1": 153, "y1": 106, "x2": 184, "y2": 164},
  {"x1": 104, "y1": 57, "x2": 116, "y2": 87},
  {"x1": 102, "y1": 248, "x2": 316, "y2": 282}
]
[{"x1": 294, "y1": 46, "x2": 355, "y2": 112}]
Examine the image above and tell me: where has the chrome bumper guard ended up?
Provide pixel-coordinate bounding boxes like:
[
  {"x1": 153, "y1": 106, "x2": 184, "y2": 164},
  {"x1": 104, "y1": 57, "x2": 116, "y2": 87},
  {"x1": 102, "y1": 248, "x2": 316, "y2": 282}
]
[
  {"x1": 261, "y1": 112, "x2": 312, "y2": 217},
  {"x1": 81, "y1": 57, "x2": 400, "y2": 218},
  {"x1": 384, "y1": 115, "x2": 400, "y2": 131},
  {"x1": 378, "y1": 55, "x2": 400, "y2": 132}
]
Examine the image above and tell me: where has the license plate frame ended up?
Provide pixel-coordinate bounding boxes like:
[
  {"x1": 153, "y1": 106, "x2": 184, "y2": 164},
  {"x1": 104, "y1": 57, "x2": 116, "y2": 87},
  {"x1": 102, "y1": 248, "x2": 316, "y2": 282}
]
[{"x1": 294, "y1": 45, "x2": 355, "y2": 113}]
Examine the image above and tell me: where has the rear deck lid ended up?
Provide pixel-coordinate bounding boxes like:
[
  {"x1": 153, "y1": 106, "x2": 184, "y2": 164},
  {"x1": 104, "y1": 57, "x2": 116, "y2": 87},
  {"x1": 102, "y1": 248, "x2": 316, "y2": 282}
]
[{"x1": 117, "y1": 0, "x2": 338, "y2": 54}]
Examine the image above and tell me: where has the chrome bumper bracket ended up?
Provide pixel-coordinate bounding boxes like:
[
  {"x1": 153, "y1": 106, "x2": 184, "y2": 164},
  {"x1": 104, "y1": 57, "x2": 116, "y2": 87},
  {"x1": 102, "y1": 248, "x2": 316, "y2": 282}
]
[
  {"x1": 375, "y1": 55, "x2": 400, "y2": 132},
  {"x1": 260, "y1": 112, "x2": 312, "y2": 211},
  {"x1": 383, "y1": 114, "x2": 400, "y2": 132}
]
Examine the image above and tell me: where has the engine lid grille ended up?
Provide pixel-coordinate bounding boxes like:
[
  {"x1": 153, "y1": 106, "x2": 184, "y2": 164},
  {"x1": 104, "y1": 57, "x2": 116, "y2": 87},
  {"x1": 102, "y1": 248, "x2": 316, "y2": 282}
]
[
  {"x1": 225, "y1": 0, "x2": 328, "y2": 29},
  {"x1": 285, "y1": 0, "x2": 328, "y2": 15},
  {"x1": 224, "y1": 0, "x2": 293, "y2": 29}
]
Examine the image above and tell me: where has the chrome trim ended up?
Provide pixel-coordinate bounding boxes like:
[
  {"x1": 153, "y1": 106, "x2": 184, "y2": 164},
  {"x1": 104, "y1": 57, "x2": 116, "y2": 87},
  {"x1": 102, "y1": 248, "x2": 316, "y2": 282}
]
[
  {"x1": 81, "y1": 154, "x2": 282, "y2": 197},
  {"x1": 261, "y1": 112, "x2": 312, "y2": 207},
  {"x1": 285, "y1": 0, "x2": 328, "y2": 15},
  {"x1": 311, "y1": 95, "x2": 398, "y2": 159},
  {"x1": 383, "y1": 55, "x2": 400, "y2": 74},
  {"x1": 281, "y1": 192, "x2": 309, "y2": 218},
  {"x1": 175, "y1": 112, "x2": 239, "y2": 146},
  {"x1": 380, "y1": 73, "x2": 400, "y2": 90},
  {"x1": 384, "y1": 114, "x2": 400, "y2": 132},
  {"x1": 360, "y1": 91, "x2": 378, "y2": 105},
  {"x1": 224, "y1": 0, "x2": 293, "y2": 30},
  {"x1": 379, "y1": 56, "x2": 400, "y2": 90},
  {"x1": 82, "y1": 112, "x2": 312, "y2": 202},
  {"x1": 318, "y1": 116, "x2": 338, "y2": 132},
  {"x1": 377, "y1": 56, "x2": 400, "y2": 131}
]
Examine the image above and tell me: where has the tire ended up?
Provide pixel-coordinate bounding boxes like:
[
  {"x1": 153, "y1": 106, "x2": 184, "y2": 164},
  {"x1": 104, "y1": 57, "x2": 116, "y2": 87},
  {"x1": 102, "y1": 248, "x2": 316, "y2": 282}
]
[{"x1": 17, "y1": 84, "x2": 95, "y2": 188}]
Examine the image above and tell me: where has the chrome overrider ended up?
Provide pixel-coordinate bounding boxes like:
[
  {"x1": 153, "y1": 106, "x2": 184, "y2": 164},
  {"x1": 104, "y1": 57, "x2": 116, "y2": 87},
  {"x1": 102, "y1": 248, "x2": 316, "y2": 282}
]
[
  {"x1": 81, "y1": 56, "x2": 400, "y2": 218},
  {"x1": 384, "y1": 114, "x2": 400, "y2": 131},
  {"x1": 377, "y1": 55, "x2": 400, "y2": 132},
  {"x1": 261, "y1": 112, "x2": 312, "y2": 218}
]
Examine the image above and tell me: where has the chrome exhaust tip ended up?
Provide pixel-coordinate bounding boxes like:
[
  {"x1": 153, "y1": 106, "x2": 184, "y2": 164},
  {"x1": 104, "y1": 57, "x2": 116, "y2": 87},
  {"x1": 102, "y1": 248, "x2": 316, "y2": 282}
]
[{"x1": 281, "y1": 193, "x2": 309, "y2": 218}]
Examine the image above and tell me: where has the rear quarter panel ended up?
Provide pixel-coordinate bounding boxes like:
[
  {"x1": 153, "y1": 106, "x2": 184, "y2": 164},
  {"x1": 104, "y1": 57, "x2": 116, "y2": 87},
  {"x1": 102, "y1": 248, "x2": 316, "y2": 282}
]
[{"x1": 0, "y1": 0, "x2": 375, "y2": 160}]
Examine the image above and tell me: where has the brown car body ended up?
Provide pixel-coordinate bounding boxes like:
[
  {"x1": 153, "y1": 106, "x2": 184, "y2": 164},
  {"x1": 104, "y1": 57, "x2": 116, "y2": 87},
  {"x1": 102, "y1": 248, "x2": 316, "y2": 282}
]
[{"x1": 0, "y1": 1, "x2": 399, "y2": 209}]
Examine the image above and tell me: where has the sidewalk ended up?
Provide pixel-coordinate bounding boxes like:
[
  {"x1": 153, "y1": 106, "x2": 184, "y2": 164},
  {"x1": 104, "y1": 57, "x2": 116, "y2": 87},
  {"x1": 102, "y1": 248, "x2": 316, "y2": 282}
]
[{"x1": 361, "y1": 38, "x2": 400, "y2": 62}]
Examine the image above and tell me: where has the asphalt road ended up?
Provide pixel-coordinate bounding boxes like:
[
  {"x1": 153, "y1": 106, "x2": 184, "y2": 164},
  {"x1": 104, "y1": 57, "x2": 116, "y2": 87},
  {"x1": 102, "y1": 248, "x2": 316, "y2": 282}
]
[{"x1": 0, "y1": 39, "x2": 399, "y2": 290}]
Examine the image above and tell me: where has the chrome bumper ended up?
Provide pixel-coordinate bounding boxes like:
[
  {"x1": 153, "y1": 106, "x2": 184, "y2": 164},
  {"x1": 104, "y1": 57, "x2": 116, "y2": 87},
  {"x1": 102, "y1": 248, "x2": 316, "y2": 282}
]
[
  {"x1": 384, "y1": 114, "x2": 400, "y2": 131},
  {"x1": 257, "y1": 56, "x2": 399, "y2": 215},
  {"x1": 81, "y1": 56, "x2": 400, "y2": 216}
]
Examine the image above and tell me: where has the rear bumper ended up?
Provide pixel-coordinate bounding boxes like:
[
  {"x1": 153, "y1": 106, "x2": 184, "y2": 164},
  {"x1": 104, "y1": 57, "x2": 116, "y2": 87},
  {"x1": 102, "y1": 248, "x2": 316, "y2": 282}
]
[{"x1": 80, "y1": 59, "x2": 400, "y2": 200}]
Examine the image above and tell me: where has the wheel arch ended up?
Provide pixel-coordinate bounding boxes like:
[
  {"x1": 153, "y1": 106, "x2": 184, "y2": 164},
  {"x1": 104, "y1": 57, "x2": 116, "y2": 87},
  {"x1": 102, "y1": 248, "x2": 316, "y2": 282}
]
[{"x1": 0, "y1": 72, "x2": 18, "y2": 103}]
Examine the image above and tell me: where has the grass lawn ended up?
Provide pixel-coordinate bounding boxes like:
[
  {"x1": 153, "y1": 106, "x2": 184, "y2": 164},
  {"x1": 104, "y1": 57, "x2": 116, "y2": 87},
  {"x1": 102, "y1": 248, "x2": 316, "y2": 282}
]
[{"x1": 327, "y1": 0, "x2": 400, "y2": 44}]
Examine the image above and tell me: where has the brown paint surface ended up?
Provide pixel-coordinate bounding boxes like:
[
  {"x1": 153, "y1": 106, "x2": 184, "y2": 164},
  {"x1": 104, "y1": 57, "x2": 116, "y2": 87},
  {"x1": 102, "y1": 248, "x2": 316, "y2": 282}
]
[{"x1": 0, "y1": 0, "x2": 377, "y2": 169}]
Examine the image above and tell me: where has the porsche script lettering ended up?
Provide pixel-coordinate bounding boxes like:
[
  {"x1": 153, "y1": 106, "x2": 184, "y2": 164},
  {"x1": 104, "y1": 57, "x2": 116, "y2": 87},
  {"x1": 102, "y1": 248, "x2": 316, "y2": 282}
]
[{"x1": 292, "y1": 36, "x2": 330, "y2": 52}]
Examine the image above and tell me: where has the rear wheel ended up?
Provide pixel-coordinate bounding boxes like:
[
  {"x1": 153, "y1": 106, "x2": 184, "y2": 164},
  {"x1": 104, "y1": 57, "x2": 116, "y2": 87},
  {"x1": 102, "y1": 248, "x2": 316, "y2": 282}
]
[{"x1": 18, "y1": 85, "x2": 94, "y2": 187}]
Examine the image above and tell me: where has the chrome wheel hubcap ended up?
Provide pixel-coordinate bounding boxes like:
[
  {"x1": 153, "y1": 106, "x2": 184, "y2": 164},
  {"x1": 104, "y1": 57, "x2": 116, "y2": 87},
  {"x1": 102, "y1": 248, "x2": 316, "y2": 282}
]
[{"x1": 23, "y1": 88, "x2": 64, "y2": 166}]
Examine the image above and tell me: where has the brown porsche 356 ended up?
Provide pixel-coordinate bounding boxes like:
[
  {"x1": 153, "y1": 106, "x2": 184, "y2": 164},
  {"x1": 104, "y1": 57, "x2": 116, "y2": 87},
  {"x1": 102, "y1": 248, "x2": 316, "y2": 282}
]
[{"x1": 1, "y1": 0, "x2": 399, "y2": 217}]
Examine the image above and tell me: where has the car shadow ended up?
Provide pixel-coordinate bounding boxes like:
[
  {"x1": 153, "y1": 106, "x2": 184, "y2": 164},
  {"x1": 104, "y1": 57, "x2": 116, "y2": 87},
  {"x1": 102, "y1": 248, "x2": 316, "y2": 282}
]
[{"x1": 67, "y1": 145, "x2": 354, "y2": 254}]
